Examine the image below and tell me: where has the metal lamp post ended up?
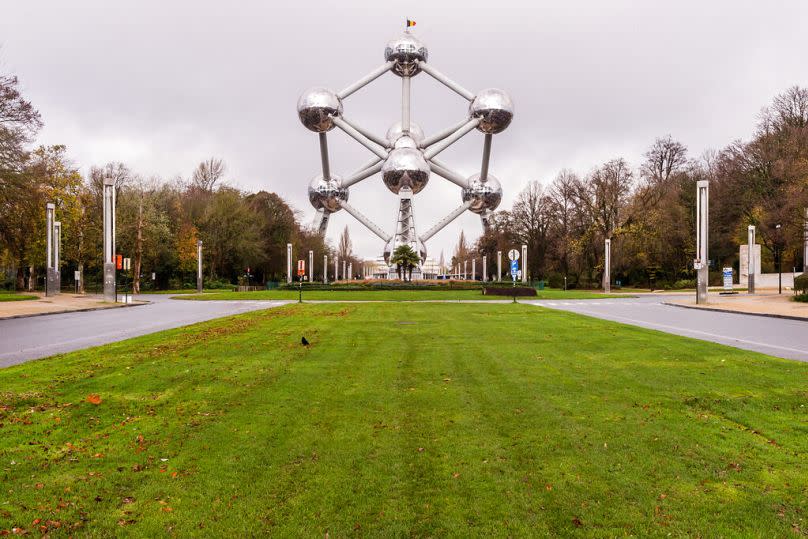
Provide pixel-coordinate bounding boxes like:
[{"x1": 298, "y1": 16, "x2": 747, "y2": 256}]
[
  {"x1": 196, "y1": 240, "x2": 203, "y2": 293},
  {"x1": 695, "y1": 180, "x2": 709, "y2": 304},
  {"x1": 102, "y1": 177, "x2": 117, "y2": 302},
  {"x1": 775, "y1": 223, "x2": 782, "y2": 294}
]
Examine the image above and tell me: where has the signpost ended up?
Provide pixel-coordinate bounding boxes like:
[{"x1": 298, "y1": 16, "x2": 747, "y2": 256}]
[
  {"x1": 510, "y1": 257, "x2": 519, "y2": 304},
  {"x1": 722, "y1": 267, "x2": 733, "y2": 293},
  {"x1": 297, "y1": 260, "x2": 305, "y2": 303}
]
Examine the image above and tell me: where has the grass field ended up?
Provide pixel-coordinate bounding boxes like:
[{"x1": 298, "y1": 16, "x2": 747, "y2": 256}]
[
  {"x1": 171, "y1": 288, "x2": 626, "y2": 301},
  {"x1": 1, "y1": 303, "x2": 805, "y2": 536},
  {"x1": 0, "y1": 293, "x2": 37, "y2": 302}
]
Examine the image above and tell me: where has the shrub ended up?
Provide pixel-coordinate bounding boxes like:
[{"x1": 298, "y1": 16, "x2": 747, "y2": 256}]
[
  {"x1": 793, "y1": 294, "x2": 808, "y2": 303},
  {"x1": 794, "y1": 273, "x2": 808, "y2": 295},
  {"x1": 482, "y1": 286, "x2": 537, "y2": 297},
  {"x1": 277, "y1": 280, "x2": 484, "y2": 291}
]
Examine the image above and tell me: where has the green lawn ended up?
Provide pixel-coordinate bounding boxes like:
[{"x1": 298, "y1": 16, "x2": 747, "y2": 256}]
[
  {"x1": 1, "y1": 303, "x2": 805, "y2": 536},
  {"x1": 0, "y1": 293, "x2": 37, "y2": 302},
  {"x1": 171, "y1": 288, "x2": 627, "y2": 301}
]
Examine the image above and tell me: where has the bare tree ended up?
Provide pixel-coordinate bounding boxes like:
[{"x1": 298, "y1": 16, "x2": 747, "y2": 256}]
[
  {"x1": 192, "y1": 158, "x2": 226, "y2": 192},
  {"x1": 511, "y1": 180, "x2": 554, "y2": 279},
  {"x1": 338, "y1": 225, "x2": 352, "y2": 260}
]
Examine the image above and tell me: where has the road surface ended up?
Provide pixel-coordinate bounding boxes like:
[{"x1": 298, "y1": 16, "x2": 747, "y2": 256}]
[
  {"x1": 0, "y1": 294, "x2": 289, "y2": 368},
  {"x1": 527, "y1": 295, "x2": 808, "y2": 362}
]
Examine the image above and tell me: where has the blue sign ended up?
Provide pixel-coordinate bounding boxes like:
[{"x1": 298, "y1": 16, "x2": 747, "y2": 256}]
[{"x1": 510, "y1": 260, "x2": 519, "y2": 275}]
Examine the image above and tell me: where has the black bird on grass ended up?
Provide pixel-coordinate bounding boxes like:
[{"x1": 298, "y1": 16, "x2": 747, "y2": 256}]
[{"x1": 301, "y1": 336, "x2": 310, "y2": 346}]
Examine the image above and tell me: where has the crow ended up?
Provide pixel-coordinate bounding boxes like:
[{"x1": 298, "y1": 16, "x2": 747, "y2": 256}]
[{"x1": 301, "y1": 336, "x2": 310, "y2": 346}]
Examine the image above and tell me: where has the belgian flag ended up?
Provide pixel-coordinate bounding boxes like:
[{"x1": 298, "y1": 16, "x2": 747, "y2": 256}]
[{"x1": 406, "y1": 19, "x2": 416, "y2": 28}]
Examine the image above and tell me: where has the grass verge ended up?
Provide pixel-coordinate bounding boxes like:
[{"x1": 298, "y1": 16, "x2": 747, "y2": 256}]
[
  {"x1": 171, "y1": 288, "x2": 629, "y2": 301},
  {"x1": 0, "y1": 293, "x2": 38, "y2": 302},
  {"x1": 0, "y1": 303, "x2": 805, "y2": 536}
]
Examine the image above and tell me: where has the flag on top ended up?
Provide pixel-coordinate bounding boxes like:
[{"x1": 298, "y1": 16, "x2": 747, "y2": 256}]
[{"x1": 406, "y1": 19, "x2": 416, "y2": 28}]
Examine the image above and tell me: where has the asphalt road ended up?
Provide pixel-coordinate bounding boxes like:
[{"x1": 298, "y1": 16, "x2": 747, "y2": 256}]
[
  {"x1": 2, "y1": 294, "x2": 805, "y2": 368},
  {"x1": 526, "y1": 295, "x2": 808, "y2": 362},
  {"x1": 0, "y1": 295, "x2": 289, "y2": 368}
]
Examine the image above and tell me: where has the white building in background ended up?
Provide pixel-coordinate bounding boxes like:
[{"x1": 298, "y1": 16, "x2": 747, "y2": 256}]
[{"x1": 361, "y1": 257, "x2": 442, "y2": 280}]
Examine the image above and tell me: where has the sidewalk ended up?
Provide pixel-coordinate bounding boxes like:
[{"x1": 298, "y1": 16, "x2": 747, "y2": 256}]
[
  {"x1": 667, "y1": 291, "x2": 808, "y2": 321},
  {"x1": 0, "y1": 293, "x2": 136, "y2": 320}
]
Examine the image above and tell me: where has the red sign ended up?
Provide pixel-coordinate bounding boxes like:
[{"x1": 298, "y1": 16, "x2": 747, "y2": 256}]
[
  {"x1": 297, "y1": 260, "x2": 305, "y2": 276},
  {"x1": 115, "y1": 254, "x2": 123, "y2": 270}
]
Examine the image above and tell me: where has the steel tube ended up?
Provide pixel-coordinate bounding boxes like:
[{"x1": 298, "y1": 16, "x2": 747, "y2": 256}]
[
  {"x1": 339, "y1": 117, "x2": 388, "y2": 148},
  {"x1": 319, "y1": 132, "x2": 331, "y2": 180},
  {"x1": 420, "y1": 118, "x2": 473, "y2": 148},
  {"x1": 417, "y1": 61, "x2": 475, "y2": 101},
  {"x1": 423, "y1": 118, "x2": 480, "y2": 160},
  {"x1": 332, "y1": 116, "x2": 388, "y2": 159},
  {"x1": 428, "y1": 159, "x2": 469, "y2": 188},
  {"x1": 420, "y1": 201, "x2": 473, "y2": 242},
  {"x1": 480, "y1": 134, "x2": 492, "y2": 183},
  {"x1": 340, "y1": 200, "x2": 392, "y2": 242},
  {"x1": 338, "y1": 61, "x2": 395, "y2": 99},
  {"x1": 343, "y1": 160, "x2": 383, "y2": 188},
  {"x1": 402, "y1": 76, "x2": 411, "y2": 132}
]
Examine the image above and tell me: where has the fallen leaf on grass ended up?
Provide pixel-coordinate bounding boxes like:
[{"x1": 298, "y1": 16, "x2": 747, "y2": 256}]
[
  {"x1": 85, "y1": 394, "x2": 102, "y2": 405},
  {"x1": 452, "y1": 472, "x2": 460, "y2": 479},
  {"x1": 161, "y1": 507, "x2": 173, "y2": 513},
  {"x1": 545, "y1": 484, "x2": 553, "y2": 491},
  {"x1": 572, "y1": 516, "x2": 583, "y2": 527},
  {"x1": 35, "y1": 483, "x2": 43, "y2": 489}
]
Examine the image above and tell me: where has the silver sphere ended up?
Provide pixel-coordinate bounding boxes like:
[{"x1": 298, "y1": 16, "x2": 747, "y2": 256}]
[
  {"x1": 297, "y1": 87, "x2": 342, "y2": 132},
  {"x1": 462, "y1": 174, "x2": 502, "y2": 214},
  {"x1": 469, "y1": 88, "x2": 514, "y2": 134},
  {"x1": 308, "y1": 174, "x2": 348, "y2": 213},
  {"x1": 386, "y1": 121, "x2": 425, "y2": 146},
  {"x1": 394, "y1": 135, "x2": 418, "y2": 149},
  {"x1": 381, "y1": 148, "x2": 430, "y2": 194},
  {"x1": 384, "y1": 33, "x2": 428, "y2": 77}
]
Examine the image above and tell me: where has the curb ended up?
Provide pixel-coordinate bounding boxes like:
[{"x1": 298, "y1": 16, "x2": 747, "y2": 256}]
[
  {"x1": 663, "y1": 302, "x2": 808, "y2": 323},
  {"x1": 0, "y1": 301, "x2": 150, "y2": 321}
]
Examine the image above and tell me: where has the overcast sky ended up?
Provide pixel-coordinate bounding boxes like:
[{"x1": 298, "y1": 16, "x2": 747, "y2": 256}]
[{"x1": 2, "y1": 0, "x2": 807, "y2": 259}]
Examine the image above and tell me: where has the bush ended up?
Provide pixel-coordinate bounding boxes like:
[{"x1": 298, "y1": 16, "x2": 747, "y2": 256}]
[
  {"x1": 666, "y1": 279, "x2": 696, "y2": 290},
  {"x1": 794, "y1": 273, "x2": 808, "y2": 295},
  {"x1": 277, "y1": 280, "x2": 484, "y2": 291},
  {"x1": 793, "y1": 294, "x2": 808, "y2": 303},
  {"x1": 482, "y1": 286, "x2": 537, "y2": 297},
  {"x1": 547, "y1": 273, "x2": 565, "y2": 289}
]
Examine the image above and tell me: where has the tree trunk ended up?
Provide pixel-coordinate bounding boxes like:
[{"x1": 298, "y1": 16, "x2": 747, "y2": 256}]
[
  {"x1": 28, "y1": 265, "x2": 36, "y2": 292},
  {"x1": 15, "y1": 265, "x2": 25, "y2": 291}
]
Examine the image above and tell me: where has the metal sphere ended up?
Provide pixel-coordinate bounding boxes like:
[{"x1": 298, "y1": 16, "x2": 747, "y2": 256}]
[
  {"x1": 297, "y1": 87, "x2": 342, "y2": 132},
  {"x1": 381, "y1": 148, "x2": 430, "y2": 194},
  {"x1": 384, "y1": 34, "x2": 428, "y2": 77},
  {"x1": 386, "y1": 121, "x2": 425, "y2": 146},
  {"x1": 462, "y1": 174, "x2": 502, "y2": 214},
  {"x1": 469, "y1": 88, "x2": 514, "y2": 134},
  {"x1": 308, "y1": 174, "x2": 348, "y2": 213}
]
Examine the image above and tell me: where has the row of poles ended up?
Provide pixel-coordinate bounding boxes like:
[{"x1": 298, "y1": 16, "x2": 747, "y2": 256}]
[
  {"x1": 45, "y1": 177, "x2": 206, "y2": 301},
  {"x1": 284, "y1": 243, "x2": 530, "y2": 283}
]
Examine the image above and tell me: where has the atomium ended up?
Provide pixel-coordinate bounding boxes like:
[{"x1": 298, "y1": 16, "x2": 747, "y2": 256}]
[{"x1": 297, "y1": 28, "x2": 514, "y2": 276}]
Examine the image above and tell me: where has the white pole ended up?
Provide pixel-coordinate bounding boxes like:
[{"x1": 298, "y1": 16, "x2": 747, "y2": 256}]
[
  {"x1": 604, "y1": 238, "x2": 611, "y2": 293},
  {"x1": 335, "y1": 256, "x2": 339, "y2": 281},
  {"x1": 472, "y1": 259, "x2": 476, "y2": 281},
  {"x1": 323, "y1": 254, "x2": 328, "y2": 283},
  {"x1": 521, "y1": 244, "x2": 528, "y2": 283},
  {"x1": 747, "y1": 225, "x2": 755, "y2": 294},
  {"x1": 286, "y1": 243, "x2": 292, "y2": 284},
  {"x1": 308, "y1": 250, "x2": 314, "y2": 282},
  {"x1": 483, "y1": 255, "x2": 487, "y2": 281},
  {"x1": 197, "y1": 240, "x2": 203, "y2": 293},
  {"x1": 695, "y1": 180, "x2": 709, "y2": 304},
  {"x1": 497, "y1": 250, "x2": 502, "y2": 281}
]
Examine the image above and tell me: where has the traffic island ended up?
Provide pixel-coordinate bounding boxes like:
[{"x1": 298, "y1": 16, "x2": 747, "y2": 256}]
[{"x1": 0, "y1": 293, "x2": 147, "y2": 320}]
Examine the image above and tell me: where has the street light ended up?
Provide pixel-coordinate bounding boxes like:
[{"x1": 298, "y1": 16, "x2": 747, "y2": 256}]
[{"x1": 775, "y1": 223, "x2": 782, "y2": 294}]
